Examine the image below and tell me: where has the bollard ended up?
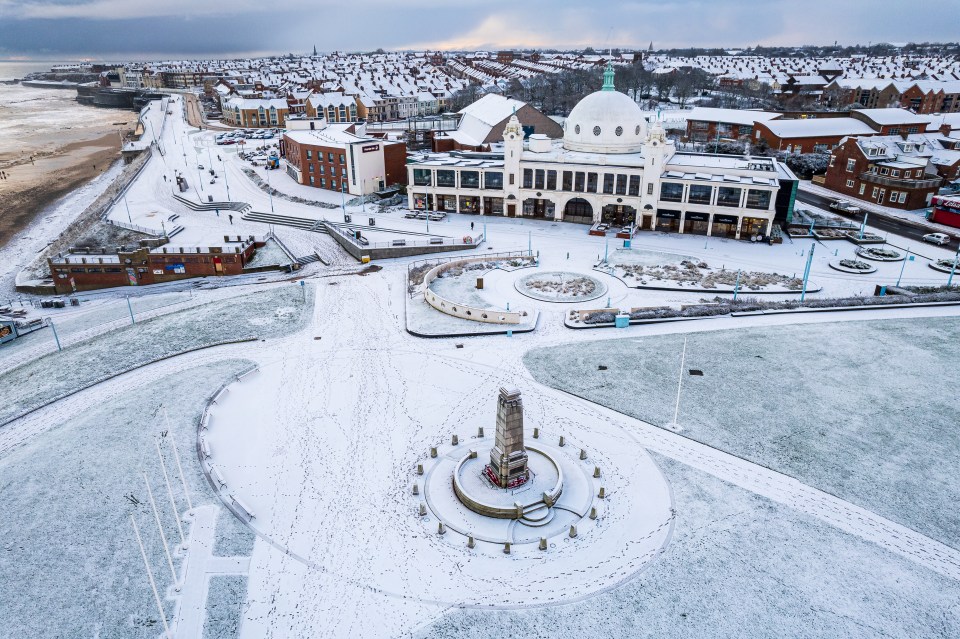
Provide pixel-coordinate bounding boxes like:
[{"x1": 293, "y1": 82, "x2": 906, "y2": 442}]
[
  {"x1": 559, "y1": 435, "x2": 565, "y2": 447},
  {"x1": 412, "y1": 482, "x2": 419, "y2": 495},
  {"x1": 467, "y1": 536, "x2": 475, "y2": 549},
  {"x1": 430, "y1": 447, "x2": 437, "y2": 458},
  {"x1": 419, "y1": 503, "x2": 427, "y2": 516},
  {"x1": 469, "y1": 450, "x2": 477, "y2": 459},
  {"x1": 539, "y1": 537, "x2": 547, "y2": 551},
  {"x1": 503, "y1": 542, "x2": 511, "y2": 554},
  {"x1": 569, "y1": 525, "x2": 578, "y2": 538},
  {"x1": 590, "y1": 506, "x2": 598, "y2": 520},
  {"x1": 598, "y1": 486, "x2": 606, "y2": 499},
  {"x1": 478, "y1": 426, "x2": 484, "y2": 438},
  {"x1": 593, "y1": 466, "x2": 601, "y2": 478},
  {"x1": 417, "y1": 463, "x2": 424, "y2": 475},
  {"x1": 580, "y1": 449, "x2": 587, "y2": 460},
  {"x1": 438, "y1": 522, "x2": 446, "y2": 535},
  {"x1": 533, "y1": 427, "x2": 539, "y2": 439},
  {"x1": 452, "y1": 434, "x2": 459, "y2": 446}
]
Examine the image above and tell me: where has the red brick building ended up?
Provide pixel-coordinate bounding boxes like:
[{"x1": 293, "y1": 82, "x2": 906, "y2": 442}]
[
  {"x1": 48, "y1": 239, "x2": 258, "y2": 294},
  {"x1": 822, "y1": 135, "x2": 947, "y2": 210},
  {"x1": 282, "y1": 122, "x2": 407, "y2": 194},
  {"x1": 753, "y1": 108, "x2": 933, "y2": 154}
]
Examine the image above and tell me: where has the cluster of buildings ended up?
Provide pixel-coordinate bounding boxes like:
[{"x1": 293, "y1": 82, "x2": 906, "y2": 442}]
[
  {"x1": 685, "y1": 106, "x2": 960, "y2": 210},
  {"x1": 405, "y1": 65, "x2": 794, "y2": 240}
]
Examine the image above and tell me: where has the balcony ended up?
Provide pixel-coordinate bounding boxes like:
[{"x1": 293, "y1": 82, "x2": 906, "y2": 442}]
[{"x1": 859, "y1": 171, "x2": 942, "y2": 189}]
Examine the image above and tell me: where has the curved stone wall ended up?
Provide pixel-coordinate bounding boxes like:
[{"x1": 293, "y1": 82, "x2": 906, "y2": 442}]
[
  {"x1": 452, "y1": 445, "x2": 564, "y2": 519},
  {"x1": 422, "y1": 256, "x2": 530, "y2": 324}
]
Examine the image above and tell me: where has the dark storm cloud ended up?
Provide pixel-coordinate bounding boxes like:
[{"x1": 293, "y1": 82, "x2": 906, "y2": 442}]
[{"x1": 0, "y1": 0, "x2": 957, "y2": 59}]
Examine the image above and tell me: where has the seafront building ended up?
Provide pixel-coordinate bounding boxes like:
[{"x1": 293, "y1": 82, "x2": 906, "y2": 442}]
[{"x1": 407, "y1": 65, "x2": 795, "y2": 240}]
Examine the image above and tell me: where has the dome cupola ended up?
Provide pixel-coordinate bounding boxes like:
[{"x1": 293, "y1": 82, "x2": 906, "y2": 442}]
[{"x1": 562, "y1": 63, "x2": 647, "y2": 154}]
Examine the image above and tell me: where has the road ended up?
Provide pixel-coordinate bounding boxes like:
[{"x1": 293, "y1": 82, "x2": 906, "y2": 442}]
[{"x1": 796, "y1": 190, "x2": 953, "y2": 251}]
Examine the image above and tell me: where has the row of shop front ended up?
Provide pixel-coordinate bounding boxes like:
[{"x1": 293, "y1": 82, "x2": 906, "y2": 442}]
[{"x1": 410, "y1": 191, "x2": 772, "y2": 239}]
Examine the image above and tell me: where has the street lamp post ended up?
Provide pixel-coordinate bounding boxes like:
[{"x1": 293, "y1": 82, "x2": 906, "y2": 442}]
[
  {"x1": 266, "y1": 167, "x2": 274, "y2": 213},
  {"x1": 123, "y1": 193, "x2": 132, "y2": 223},
  {"x1": 948, "y1": 245, "x2": 960, "y2": 288},
  {"x1": 896, "y1": 246, "x2": 912, "y2": 287}
]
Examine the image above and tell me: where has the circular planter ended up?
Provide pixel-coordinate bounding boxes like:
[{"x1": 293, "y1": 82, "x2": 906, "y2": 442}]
[
  {"x1": 829, "y1": 259, "x2": 877, "y2": 274},
  {"x1": 929, "y1": 258, "x2": 960, "y2": 274},
  {"x1": 856, "y1": 247, "x2": 904, "y2": 262},
  {"x1": 515, "y1": 271, "x2": 608, "y2": 303}
]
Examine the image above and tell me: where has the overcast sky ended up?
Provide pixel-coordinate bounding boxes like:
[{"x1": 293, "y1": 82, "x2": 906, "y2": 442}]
[{"x1": 0, "y1": 0, "x2": 957, "y2": 60}]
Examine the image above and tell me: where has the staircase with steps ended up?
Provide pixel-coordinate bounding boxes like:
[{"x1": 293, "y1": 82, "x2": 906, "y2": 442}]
[
  {"x1": 241, "y1": 210, "x2": 328, "y2": 233},
  {"x1": 172, "y1": 194, "x2": 251, "y2": 214},
  {"x1": 520, "y1": 502, "x2": 555, "y2": 527}
]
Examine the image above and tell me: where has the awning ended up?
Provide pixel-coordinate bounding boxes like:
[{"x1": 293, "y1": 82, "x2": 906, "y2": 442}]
[
  {"x1": 713, "y1": 214, "x2": 739, "y2": 224},
  {"x1": 686, "y1": 212, "x2": 709, "y2": 222},
  {"x1": 657, "y1": 210, "x2": 681, "y2": 220}
]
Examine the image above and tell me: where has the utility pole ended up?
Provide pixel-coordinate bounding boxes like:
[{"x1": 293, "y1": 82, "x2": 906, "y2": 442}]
[
  {"x1": 948, "y1": 245, "x2": 960, "y2": 287},
  {"x1": 896, "y1": 247, "x2": 912, "y2": 286},
  {"x1": 670, "y1": 336, "x2": 687, "y2": 429},
  {"x1": 800, "y1": 242, "x2": 815, "y2": 302}
]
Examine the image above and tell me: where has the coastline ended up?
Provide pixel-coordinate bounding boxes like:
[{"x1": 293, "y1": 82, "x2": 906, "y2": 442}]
[{"x1": 0, "y1": 85, "x2": 137, "y2": 250}]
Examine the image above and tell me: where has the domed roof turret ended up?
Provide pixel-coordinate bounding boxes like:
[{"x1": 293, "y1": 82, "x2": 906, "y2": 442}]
[{"x1": 562, "y1": 63, "x2": 647, "y2": 154}]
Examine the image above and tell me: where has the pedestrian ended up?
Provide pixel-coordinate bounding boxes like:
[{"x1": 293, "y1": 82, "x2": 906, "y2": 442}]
[
  {"x1": 228, "y1": 214, "x2": 233, "y2": 225},
  {"x1": 470, "y1": 221, "x2": 474, "y2": 231}
]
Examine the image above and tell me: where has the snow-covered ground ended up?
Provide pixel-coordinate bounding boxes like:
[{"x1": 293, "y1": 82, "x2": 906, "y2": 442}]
[{"x1": 3, "y1": 92, "x2": 960, "y2": 639}]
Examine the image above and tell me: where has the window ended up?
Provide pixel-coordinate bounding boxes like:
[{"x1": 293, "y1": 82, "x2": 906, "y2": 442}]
[
  {"x1": 522, "y1": 169, "x2": 533, "y2": 189},
  {"x1": 484, "y1": 172, "x2": 503, "y2": 189},
  {"x1": 890, "y1": 191, "x2": 899, "y2": 202},
  {"x1": 339, "y1": 154, "x2": 345, "y2": 163},
  {"x1": 586, "y1": 172, "x2": 598, "y2": 193},
  {"x1": 716, "y1": 187, "x2": 742, "y2": 207},
  {"x1": 306, "y1": 150, "x2": 312, "y2": 160},
  {"x1": 628, "y1": 175, "x2": 641, "y2": 196},
  {"x1": 688, "y1": 184, "x2": 712, "y2": 204},
  {"x1": 509, "y1": 173, "x2": 515, "y2": 185},
  {"x1": 436, "y1": 170, "x2": 456, "y2": 187},
  {"x1": 898, "y1": 192, "x2": 907, "y2": 203},
  {"x1": 308, "y1": 163, "x2": 314, "y2": 173},
  {"x1": 845, "y1": 179, "x2": 855, "y2": 188},
  {"x1": 615, "y1": 174, "x2": 627, "y2": 195},
  {"x1": 746, "y1": 189, "x2": 771, "y2": 209},
  {"x1": 319, "y1": 165, "x2": 325, "y2": 175},
  {"x1": 460, "y1": 171, "x2": 479, "y2": 188},
  {"x1": 331, "y1": 180, "x2": 337, "y2": 190},
  {"x1": 906, "y1": 126, "x2": 919, "y2": 134},
  {"x1": 814, "y1": 144, "x2": 828, "y2": 153},
  {"x1": 859, "y1": 184, "x2": 865, "y2": 195},
  {"x1": 889, "y1": 127, "x2": 900, "y2": 134},
  {"x1": 309, "y1": 176, "x2": 315, "y2": 185},
  {"x1": 593, "y1": 126, "x2": 601, "y2": 136},
  {"x1": 413, "y1": 168, "x2": 432, "y2": 186},
  {"x1": 327, "y1": 152, "x2": 334, "y2": 162},
  {"x1": 846, "y1": 159, "x2": 856, "y2": 172},
  {"x1": 880, "y1": 167, "x2": 889, "y2": 175},
  {"x1": 562, "y1": 171, "x2": 573, "y2": 191},
  {"x1": 615, "y1": 126, "x2": 623, "y2": 136},
  {"x1": 546, "y1": 170, "x2": 557, "y2": 190},
  {"x1": 574, "y1": 124, "x2": 580, "y2": 134},
  {"x1": 320, "y1": 178, "x2": 326, "y2": 188},
  {"x1": 871, "y1": 187, "x2": 879, "y2": 198},
  {"x1": 647, "y1": 183, "x2": 654, "y2": 195},
  {"x1": 574, "y1": 172, "x2": 585, "y2": 191},
  {"x1": 891, "y1": 169, "x2": 900, "y2": 177},
  {"x1": 660, "y1": 182, "x2": 684, "y2": 202},
  {"x1": 603, "y1": 173, "x2": 615, "y2": 194},
  {"x1": 534, "y1": 169, "x2": 545, "y2": 189},
  {"x1": 341, "y1": 167, "x2": 347, "y2": 177}
]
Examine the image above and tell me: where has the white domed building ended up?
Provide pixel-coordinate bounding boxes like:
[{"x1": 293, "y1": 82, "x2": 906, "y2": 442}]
[{"x1": 407, "y1": 64, "x2": 791, "y2": 240}]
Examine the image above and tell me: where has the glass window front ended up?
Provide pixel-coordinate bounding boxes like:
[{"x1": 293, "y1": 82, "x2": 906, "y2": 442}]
[
  {"x1": 746, "y1": 189, "x2": 771, "y2": 209},
  {"x1": 586, "y1": 172, "x2": 598, "y2": 193},
  {"x1": 562, "y1": 171, "x2": 573, "y2": 191},
  {"x1": 436, "y1": 170, "x2": 456, "y2": 187},
  {"x1": 460, "y1": 171, "x2": 480, "y2": 188},
  {"x1": 660, "y1": 182, "x2": 684, "y2": 202},
  {"x1": 484, "y1": 172, "x2": 503, "y2": 189},
  {"x1": 628, "y1": 175, "x2": 641, "y2": 196},
  {"x1": 546, "y1": 170, "x2": 557, "y2": 190},
  {"x1": 574, "y1": 172, "x2": 585, "y2": 191},
  {"x1": 523, "y1": 169, "x2": 533, "y2": 188},
  {"x1": 603, "y1": 173, "x2": 615, "y2": 194},
  {"x1": 688, "y1": 184, "x2": 712, "y2": 204},
  {"x1": 615, "y1": 174, "x2": 627, "y2": 195},
  {"x1": 535, "y1": 169, "x2": 545, "y2": 189},
  {"x1": 410, "y1": 166, "x2": 433, "y2": 186},
  {"x1": 717, "y1": 187, "x2": 742, "y2": 207}
]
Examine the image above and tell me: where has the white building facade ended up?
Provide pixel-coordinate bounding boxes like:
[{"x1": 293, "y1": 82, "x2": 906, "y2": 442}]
[{"x1": 407, "y1": 65, "x2": 784, "y2": 239}]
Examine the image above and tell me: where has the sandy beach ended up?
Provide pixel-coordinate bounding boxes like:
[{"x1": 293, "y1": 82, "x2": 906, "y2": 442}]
[{"x1": 0, "y1": 84, "x2": 137, "y2": 248}]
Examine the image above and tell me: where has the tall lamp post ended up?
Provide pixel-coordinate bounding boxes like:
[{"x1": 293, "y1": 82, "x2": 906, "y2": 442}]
[{"x1": 948, "y1": 244, "x2": 960, "y2": 288}]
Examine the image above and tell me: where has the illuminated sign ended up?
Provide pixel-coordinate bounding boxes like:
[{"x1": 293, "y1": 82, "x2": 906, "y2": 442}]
[{"x1": 361, "y1": 144, "x2": 379, "y2": 153}]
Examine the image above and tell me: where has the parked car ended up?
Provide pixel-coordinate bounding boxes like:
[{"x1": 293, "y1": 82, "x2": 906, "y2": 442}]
[
  {"x1": 829, "y1": 199, "x2": 862, "y2": 215},
  {"x1": 922, "y1": 232, "x2": 953, "y2": 246}
]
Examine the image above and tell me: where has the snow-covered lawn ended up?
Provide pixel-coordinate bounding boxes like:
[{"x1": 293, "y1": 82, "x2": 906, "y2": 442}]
[
  {"x1": 0, "y1": 360, "x2": 255, "y2": 638},
  {"x1": 524, "y1": 317, "x2": 960, "y2": 548},
  {"x1": 416, "y1": 455, "x2": 960, "y2": 638},
  {"x1": 0, "y1": 283, "x2": 313, "y2": 425}
]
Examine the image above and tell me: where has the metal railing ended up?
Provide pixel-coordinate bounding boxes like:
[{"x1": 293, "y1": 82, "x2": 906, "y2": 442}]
[{"x1": 859, "y1": 171, "x2": 942, "y2": 189}]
